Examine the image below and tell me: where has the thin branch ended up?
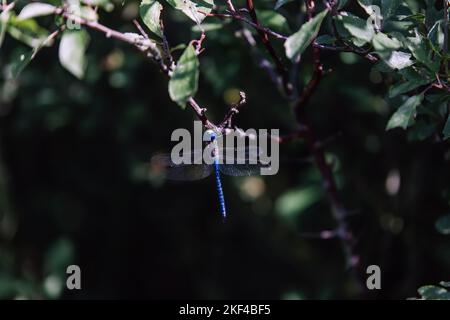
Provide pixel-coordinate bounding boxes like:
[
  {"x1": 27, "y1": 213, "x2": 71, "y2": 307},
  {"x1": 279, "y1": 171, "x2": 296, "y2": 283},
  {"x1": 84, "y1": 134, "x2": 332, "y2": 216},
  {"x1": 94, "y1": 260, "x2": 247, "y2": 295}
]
[
  {"x1": 245, "y1": 0, "x2": 293, "y2": 96},
  {"x1": 204, "y1": 11, "x2": 288, "y2": 40},
  {"x1": 219, "y1": 91, "x2": 246, "y2": 128}
]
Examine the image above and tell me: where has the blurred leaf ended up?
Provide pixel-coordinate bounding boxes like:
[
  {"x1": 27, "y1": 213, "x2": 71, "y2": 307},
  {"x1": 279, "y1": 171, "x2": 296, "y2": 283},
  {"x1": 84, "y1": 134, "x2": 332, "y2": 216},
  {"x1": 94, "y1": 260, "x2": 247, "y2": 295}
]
[
  {"x1": 165, "y1": 0, "x2": 213, "y2": 24},
  {"x1": 17, "y1": 3, "x2": 56, "y2": 20},
  {"x1": 169, "y1": 45, "x2": 199, "y2": 108},
  {"x1": 140, "y1": 0, "x2": 163, "y2": 38},
  {"x1": 381, "y1": 0, "x2": 400, "y2": 20},
  {"x1": 58, "y1": 30, "x2": 90, "y2": 79},
  {"x1": 386, "y1": 94, "x2": 423, "y2": 130},
  {"x1": 337, "y1": 0, "x2": 349, "y2": 10},
  {"x1": 443, "y1": 116, "x2": 450, "y2": 140},
  {"x1": 285, "y1": 10, "x2": 328, "y2": 59},
  {"x1": 192, "y1": 22, "x2": 224, "y2": 33},
  {"x1": 44, "y1": 238, "x2": 75, "y2": 275},
  {"x1": 256, "y1": 10, "x2": 291, "y2": 34},
  {"x1": 275, "y1": 186, "x2": 322, "y2": 218},
  {"x1": 388, "y1": 78, "x2": 430, "y2": 98},
  {"x1": 316, "y1": 34, "x2": 335, "y2": 45},
  {"x1": 7, "y1": 14, "x2": 49, "y2": 48},
  {"x1": 88, "y1": 0, "x2": 114, "y2": 11},
  {"x1": 274, "y1": 0, "x2": 293, "y2": 10},
  {"x1": 435, "y1": 215, "x2": 450, "y2": 235},
  {"x1": 440, "y1": 281, "x2": 450, "y2": 288},
  {"x1": 9, "y1": 51, "x2": 34, "y2": 79}
]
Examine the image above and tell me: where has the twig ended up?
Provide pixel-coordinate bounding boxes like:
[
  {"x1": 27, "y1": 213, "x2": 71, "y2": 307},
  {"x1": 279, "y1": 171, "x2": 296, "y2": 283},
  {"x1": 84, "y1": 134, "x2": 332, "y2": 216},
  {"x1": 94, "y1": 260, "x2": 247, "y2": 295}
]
[
  {"x1": 245, "y1": 0, "x2": 293, "y2": 96},
  {"x1": 219, "y1": 91, "x2": 246, "y2": 128},
  {"x1": 203, "y1": 11, "x2": 288, "y2": 40}
]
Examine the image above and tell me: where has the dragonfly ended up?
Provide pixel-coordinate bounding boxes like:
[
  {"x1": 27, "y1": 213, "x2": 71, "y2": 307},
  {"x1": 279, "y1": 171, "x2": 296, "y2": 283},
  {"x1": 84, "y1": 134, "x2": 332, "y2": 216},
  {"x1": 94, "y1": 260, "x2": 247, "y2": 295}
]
[{"x1": 151, "y1": 130, "x2": 268, "y2": 220}]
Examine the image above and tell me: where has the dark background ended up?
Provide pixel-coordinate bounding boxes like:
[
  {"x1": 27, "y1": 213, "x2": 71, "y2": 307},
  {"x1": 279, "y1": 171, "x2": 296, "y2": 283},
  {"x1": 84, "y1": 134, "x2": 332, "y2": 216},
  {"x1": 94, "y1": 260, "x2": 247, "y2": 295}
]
[{"x1": 0, "y1": 0, "x2": 449, "y2": 299}]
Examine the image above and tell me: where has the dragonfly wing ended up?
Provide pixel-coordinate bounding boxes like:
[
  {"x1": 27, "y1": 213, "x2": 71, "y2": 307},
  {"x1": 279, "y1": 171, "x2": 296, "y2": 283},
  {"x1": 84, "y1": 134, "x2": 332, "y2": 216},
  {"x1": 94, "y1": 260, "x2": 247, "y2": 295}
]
[
  {"x1": 165, "y1": 164, "x2": 213, "y2": 181},
  {"x1": 151, "y1": 153, "x2": 212, "y2": 181},
  {"x1": 219, "y1": 163, "x2": 267, "y2": 176}
]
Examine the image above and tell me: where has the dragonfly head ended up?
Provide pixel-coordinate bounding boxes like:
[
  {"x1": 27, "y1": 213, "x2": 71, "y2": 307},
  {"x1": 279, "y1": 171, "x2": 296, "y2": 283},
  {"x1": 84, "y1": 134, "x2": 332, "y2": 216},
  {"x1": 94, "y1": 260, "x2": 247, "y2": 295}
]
[{"x1": 204, "y1": 129, "x2": 218, "y2": 142}]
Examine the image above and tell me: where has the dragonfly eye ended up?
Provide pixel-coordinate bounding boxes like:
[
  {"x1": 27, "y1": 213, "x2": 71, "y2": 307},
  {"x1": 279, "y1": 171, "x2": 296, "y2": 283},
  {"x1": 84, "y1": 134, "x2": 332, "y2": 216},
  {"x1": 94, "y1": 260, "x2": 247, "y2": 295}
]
[{"x1": 204, "y1": 129, "x2": 217, "y2": 142}]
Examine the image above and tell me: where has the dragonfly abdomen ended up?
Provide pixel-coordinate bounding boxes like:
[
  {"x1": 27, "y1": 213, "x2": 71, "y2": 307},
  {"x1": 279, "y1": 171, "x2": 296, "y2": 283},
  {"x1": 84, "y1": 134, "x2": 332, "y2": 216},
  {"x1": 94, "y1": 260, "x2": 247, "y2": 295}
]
[{"x1": 213, "y1": 159, "x2": 226, "y2": 219}]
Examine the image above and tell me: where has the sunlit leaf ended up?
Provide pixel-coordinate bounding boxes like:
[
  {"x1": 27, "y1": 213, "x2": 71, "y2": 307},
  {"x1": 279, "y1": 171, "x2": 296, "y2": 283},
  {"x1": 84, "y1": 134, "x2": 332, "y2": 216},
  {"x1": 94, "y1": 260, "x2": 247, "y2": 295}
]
[
  {"x1": 18, "y1": 3, "x2": 56, "y2": 20},
  {"x1": 168, "y1": 45, "x2": 199, "y2": 108},
  {"x1": 58, "y1": 30, "x2": 90, "y2": 79},
  {"x1": 285, "y1": 10, "x2": 328, "y2": 60},
  {"x1": 140, "y1": 0, "x2": 163, "y2": 38},
  {"x1": 338, "y1": 12, "x2": 374, "y2": 44},
  {"x1": 386, "y1": 94, "x2": 423, "y2": 130},
  {"x1": 164, "y1": 0, "x2": 213, "y2": 24}
]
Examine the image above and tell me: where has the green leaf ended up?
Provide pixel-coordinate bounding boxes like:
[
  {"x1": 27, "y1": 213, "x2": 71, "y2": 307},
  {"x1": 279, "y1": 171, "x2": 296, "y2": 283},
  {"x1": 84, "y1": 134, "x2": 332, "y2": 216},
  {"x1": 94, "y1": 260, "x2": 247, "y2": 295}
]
[
  {"x1": 418, "y1": 285, "x2": 450, "y2": 300},
  {"x1": 358, "y1": 0, "x2": 382, "y2": 30},
  {"x1": 316, "y1": 34, "x2": 336, "y2": 45},
  {"x1": 338, "y1": 12, "x2": 374, "y2": 44},
  {"x1": 140, "y1": 0, "x2": 163, "y2": 38},
  {"x1": 164, "y1": 0, "x2": 213, "y2": 24},
  {"x1": 435, "y1": 215, "x2": 450, "y2": 235},
  {"x1": 256, "y1": 10, "x2": 291, "y2": 34},
  {"x1": 9, "y1": 51, "x2": 34, "y2": 79},
  {"x1": 372, "y1": 32, "x2": 401, "y2": 51},
  {"x1": 428, "y1": 20, "x2": 445, "y2": 53},
  {"x1": 58, "y1": 30, "x2": 90, "y2": 79},
  {"x1": 406, "y1": 32, "x2": 439, "y2": 72},
  {"x1": 17, "y1": 3, "x2": 56, "y2": 20},
  {"x1": 169, "y1": 45, "x2": 199, "y2": 108},
  {"x1": 372, "y1": 33, "x2": 413, "y2": 69},
  {"x1": 275, "y1": 0, "x2": 293, "y2": 10},
  {"x1": 386, "y1": 95, "x2": 423, "y2": 130},
  {"x1": 284, "y1": 10, "x2": 328, "y2": 60},
  {"x1": 443, "y1": 116, "x2": 450, "y2": 140}
]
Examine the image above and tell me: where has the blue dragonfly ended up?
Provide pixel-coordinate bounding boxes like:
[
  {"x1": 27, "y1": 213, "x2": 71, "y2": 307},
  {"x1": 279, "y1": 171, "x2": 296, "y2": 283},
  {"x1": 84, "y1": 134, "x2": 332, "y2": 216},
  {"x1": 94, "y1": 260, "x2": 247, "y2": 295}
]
[{"x1": 151, "y1": 130, "x2": 267, "y2": 220}]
